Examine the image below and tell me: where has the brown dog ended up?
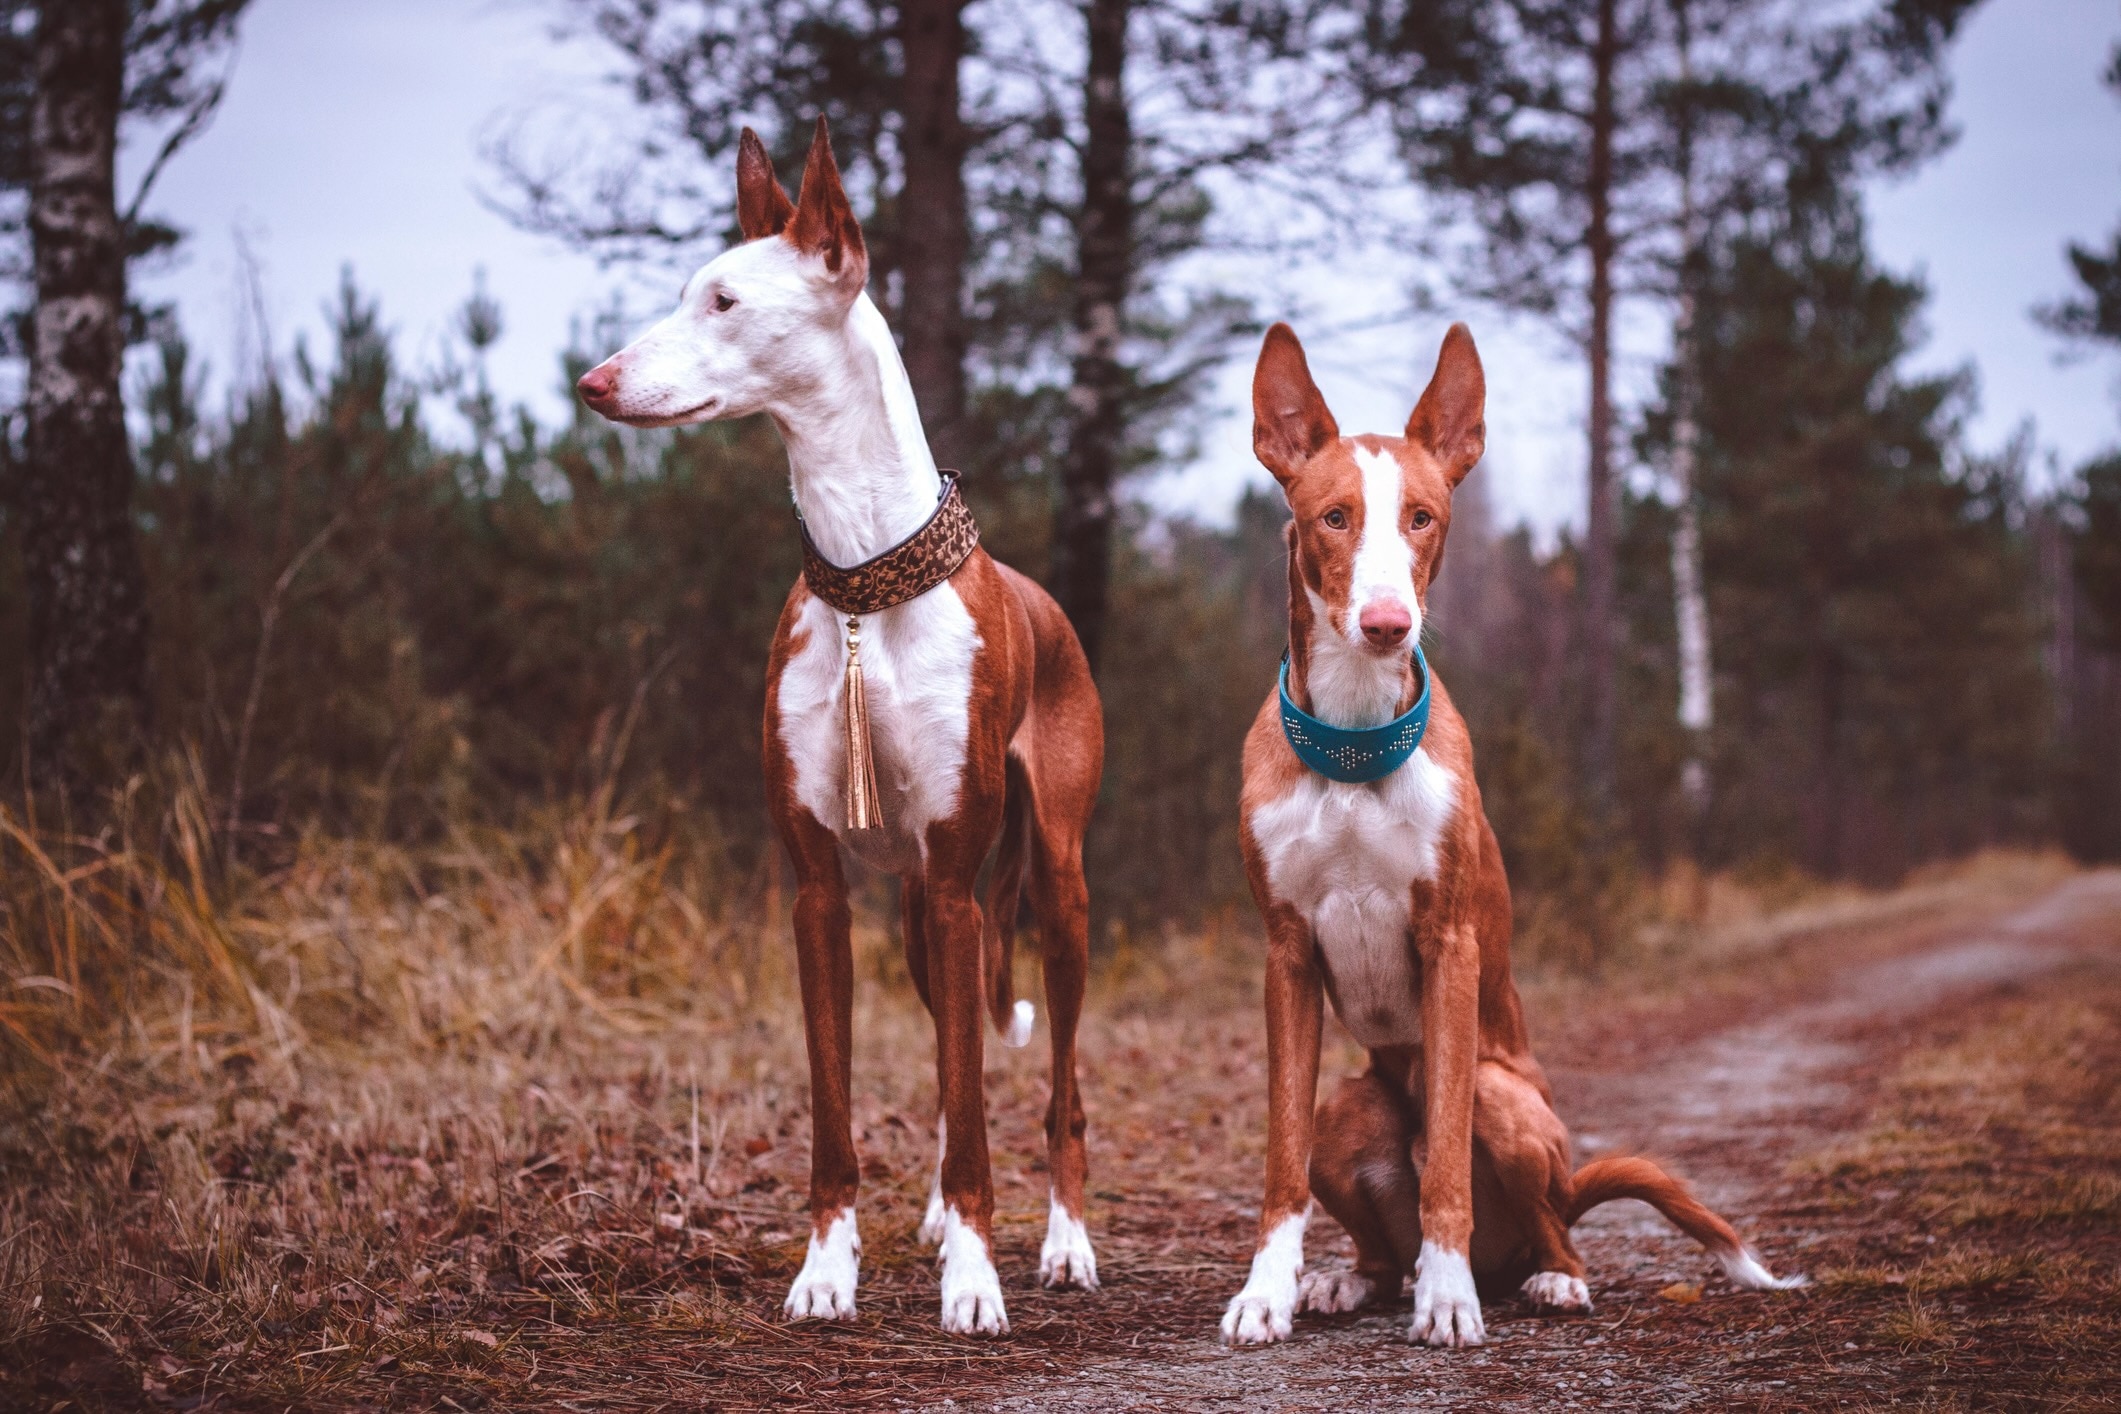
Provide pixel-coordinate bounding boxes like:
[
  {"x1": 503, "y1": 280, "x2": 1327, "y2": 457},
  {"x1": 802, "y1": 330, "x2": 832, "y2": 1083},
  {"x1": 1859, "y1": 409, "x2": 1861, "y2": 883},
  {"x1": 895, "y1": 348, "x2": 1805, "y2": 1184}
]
[
  {"x1": 577, "y1": 120, "x2": 1104, "y2": 1337},
  {"x1": 1220, "y1": 321, "x2": 1799, "y2": 1348}
]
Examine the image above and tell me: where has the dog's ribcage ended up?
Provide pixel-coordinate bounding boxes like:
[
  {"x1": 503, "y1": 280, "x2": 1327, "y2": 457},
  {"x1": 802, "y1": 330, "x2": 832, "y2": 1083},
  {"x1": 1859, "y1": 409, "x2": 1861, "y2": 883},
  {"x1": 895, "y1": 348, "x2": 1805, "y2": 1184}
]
[
  {"x1": 777, "y1": 586, "x2": 981, "y2": 873},
  {"x1": 1248, "y1": 750, "x2": 1459, "y2": 1047}
]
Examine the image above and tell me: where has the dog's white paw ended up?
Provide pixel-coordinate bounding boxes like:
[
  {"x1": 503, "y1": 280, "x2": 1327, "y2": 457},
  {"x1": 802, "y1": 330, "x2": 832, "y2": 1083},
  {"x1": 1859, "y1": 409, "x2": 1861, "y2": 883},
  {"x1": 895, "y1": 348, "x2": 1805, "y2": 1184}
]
[
  {"x1": 937, "y1": 1208, "x2": 1009, "y2": 1336},
  {"x1": 1409, "y1": 1241, "x2": 1485, "y2": 1347},
  {"x1": 1521, "y1": 1269, "x2": 1592, "y2": 1313},
  {"x1": 918, "y1": 1188, "x2": 947, "y2": 1246},
  {"x1": 783, "y1": 1209, "x2": 860, "y2": 1321},
  {"x1": 917, "y1": 1117, "x2": 947, "y2": 1246},
  {"x1": 1221, "y1": 1290, "x2": 1295, "y2": 1345},
  {"x1": 1220, "y1": 1213, "x2": 1305, "y2": 1346},
  {"x1": 1297, "y1": 1267, "x2": 1378, "y2": 1314},
  {"x1": 1039, "y1": 1194, "x2": 1099, "y2": 1290}
]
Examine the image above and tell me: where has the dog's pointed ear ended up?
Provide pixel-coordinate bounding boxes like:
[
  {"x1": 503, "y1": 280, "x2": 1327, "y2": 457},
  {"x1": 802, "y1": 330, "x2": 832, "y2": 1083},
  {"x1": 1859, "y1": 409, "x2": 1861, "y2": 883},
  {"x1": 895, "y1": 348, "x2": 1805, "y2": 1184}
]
[
  {"x1": 788, "y1": 115, "x2": 868, "y2": 298},
  {"x1": 1253, "y1": 322, "x2": 1339, "y2": 486},
  {"x1": 736, "y1": 127, "x2": 795, "y2": 240},
  {"x1": 1406, "y1": 323, "x2": 1486, "y2": 486}
]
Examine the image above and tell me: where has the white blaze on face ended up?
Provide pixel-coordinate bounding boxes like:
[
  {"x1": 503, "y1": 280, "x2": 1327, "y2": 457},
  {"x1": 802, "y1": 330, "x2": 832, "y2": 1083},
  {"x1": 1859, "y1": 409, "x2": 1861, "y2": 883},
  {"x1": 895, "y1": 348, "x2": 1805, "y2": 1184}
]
[{"x1": 1348, "y1": 444, "x2": 1419, "y2": 644}]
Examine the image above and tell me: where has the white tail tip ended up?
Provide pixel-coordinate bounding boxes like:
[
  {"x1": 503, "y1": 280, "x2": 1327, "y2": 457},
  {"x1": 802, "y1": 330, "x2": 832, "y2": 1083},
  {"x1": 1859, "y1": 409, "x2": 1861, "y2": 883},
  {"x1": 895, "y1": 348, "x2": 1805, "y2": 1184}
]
[
  {"x1": 1005, "y1": 999, "x2": 1035, "y2": 1048},
  {"x1": 1719, "y1": 1247, "x2": 1808, "y2": 1291}
]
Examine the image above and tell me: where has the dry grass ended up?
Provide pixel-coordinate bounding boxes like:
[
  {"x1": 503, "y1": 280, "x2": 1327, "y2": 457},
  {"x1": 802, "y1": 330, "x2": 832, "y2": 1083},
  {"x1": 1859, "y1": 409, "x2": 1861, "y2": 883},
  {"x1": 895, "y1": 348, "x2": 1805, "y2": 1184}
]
[
  {"x1": 1775, "y1": 951, "x2": 2121, "y2": 1407},
  {"x1": 0, "y1": 781, "x2": 1335, "y2": 1409},
  {"x1": 0, "y1": 782, "x2": 2107, "y2": 1410}
]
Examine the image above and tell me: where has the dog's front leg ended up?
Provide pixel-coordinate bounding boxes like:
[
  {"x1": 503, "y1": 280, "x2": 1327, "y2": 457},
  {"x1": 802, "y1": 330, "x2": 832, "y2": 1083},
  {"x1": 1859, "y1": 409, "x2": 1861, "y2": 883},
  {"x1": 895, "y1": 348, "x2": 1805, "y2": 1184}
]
[
  {"x1": 1222, "y1": 904, "x2": 1323, "y2": 1345},
  {"x1": 926, "y1": 875, "x2": 1009, "y2": 1335},
  {"x1": 1409, "y1": 921, "x2": 1484, "y2": 1346},
  {"x1": 780, "y1": 815, "x2": 862, "y2": 1322}
]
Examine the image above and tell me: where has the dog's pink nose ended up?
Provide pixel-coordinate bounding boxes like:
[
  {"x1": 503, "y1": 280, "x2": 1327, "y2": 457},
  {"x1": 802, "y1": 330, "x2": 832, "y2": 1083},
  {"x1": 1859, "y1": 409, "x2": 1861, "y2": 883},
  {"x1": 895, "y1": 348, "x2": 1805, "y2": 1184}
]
[
  {"x1": 1359, "y1": 598, "x2": 1413, "y2": 649},
  {"x1": 577, "y1": 363, "x2": 618, "y2": 409}
]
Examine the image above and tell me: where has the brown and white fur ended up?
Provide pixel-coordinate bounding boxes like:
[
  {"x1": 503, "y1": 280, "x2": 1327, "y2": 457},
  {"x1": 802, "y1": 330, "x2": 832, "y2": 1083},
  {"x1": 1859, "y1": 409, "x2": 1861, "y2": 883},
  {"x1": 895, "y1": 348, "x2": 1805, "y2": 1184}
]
[
  {"x1": 577, "y1": 120, "x2": 1104, "y2": 1337},
  {"x1": 1221, "y1": 322, "x2": 1800, "y2": 1349}
]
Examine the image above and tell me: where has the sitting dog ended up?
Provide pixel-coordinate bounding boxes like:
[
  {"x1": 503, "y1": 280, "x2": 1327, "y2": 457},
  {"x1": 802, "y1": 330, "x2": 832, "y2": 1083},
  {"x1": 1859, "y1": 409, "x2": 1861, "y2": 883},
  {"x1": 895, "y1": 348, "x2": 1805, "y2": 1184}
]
[
  {"x1": 577, "y1": 119, "x2": 1103, "y2": 1336},
  {"x1": 1302, "y1": 1055, "x2": 1804, "y2": 1323},
  {"x1": 1221, "y1": 321, "x2": 1800, "y2": 1348}
]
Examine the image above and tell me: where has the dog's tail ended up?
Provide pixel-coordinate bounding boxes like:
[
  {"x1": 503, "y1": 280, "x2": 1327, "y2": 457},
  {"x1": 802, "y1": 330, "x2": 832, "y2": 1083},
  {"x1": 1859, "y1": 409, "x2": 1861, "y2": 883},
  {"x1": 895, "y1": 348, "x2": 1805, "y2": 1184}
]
[
  {"x1": 1566, "y1": 1156, "x2": 1805, "y2": 1290},
  {"x1": 983, "y1": 756, "x2": 1035, "y2": 1048}
]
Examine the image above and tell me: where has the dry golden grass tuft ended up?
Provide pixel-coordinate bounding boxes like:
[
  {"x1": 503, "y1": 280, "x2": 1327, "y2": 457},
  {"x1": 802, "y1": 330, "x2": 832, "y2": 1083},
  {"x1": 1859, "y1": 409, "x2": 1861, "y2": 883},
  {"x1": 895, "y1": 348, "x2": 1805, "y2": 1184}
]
[{"x1": 0, "y1": 777, "x2": 1330, "y2": 1408}]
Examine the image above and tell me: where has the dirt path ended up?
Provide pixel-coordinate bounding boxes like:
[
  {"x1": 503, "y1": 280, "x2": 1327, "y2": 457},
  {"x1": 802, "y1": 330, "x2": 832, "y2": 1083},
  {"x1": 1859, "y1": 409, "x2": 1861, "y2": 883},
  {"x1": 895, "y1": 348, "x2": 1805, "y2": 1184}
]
[{"x1": 977, "y1": 870, "x2": 2121, "y2": 1412}]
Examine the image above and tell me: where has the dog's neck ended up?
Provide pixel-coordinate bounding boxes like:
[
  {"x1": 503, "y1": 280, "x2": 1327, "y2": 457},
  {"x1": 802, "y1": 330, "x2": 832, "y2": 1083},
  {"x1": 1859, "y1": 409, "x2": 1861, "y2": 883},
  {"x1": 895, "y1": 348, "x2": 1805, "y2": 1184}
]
[
  {"x1": 1287, "y1": 562, "x2": 1421, "y2": 730},
  {"x1": 771, "y1": 291, "x2": 944, "y2": 569}
]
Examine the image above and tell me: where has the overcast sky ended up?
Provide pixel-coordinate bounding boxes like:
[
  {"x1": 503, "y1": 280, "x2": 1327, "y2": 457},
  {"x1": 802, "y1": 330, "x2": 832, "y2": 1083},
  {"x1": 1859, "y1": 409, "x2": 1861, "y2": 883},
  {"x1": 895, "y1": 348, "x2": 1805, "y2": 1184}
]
[{"x1": 130, "y1": 0, "x2": 2121, "y2": 537}]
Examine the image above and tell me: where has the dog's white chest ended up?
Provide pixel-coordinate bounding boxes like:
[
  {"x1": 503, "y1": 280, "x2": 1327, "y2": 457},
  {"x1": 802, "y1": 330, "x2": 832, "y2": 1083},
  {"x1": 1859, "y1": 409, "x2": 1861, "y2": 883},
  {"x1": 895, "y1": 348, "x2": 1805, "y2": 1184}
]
[
  {"x1": 777, "y1": 587, "x2": 981, "y2": 872},
  {"x1": 1248, "y1": 751, "x2": 1458, "y2": 1046}
]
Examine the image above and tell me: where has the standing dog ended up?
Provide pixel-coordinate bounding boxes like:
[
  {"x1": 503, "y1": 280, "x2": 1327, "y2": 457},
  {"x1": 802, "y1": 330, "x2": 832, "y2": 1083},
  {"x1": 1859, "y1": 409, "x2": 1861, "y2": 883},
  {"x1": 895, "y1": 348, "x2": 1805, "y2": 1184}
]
[
  {"x1": 577, "y1": 120, "x2": 1103, "y2": 1337},
  {"x1": 1221, "y1": 322, "x2": 1799, "y2": 1348}
]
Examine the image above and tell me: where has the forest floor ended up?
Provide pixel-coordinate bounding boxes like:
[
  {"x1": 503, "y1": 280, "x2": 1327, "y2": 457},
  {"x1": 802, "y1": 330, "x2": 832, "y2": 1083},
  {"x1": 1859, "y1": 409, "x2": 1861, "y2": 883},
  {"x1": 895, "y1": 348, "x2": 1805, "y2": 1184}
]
[{"x1": 5, "y1": 854, "x2": 2120, "y2": 1411}]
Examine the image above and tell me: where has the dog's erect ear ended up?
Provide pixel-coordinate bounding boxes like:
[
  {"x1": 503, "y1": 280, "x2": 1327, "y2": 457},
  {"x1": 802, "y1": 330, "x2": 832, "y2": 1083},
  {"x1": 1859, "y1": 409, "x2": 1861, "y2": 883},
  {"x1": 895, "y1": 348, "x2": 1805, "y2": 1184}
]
[
  {"x1": 788, "y1": 115, "x2": 868, "y2": 298},
  {"x1": 1406, "y1": 322, "x2": 1486, "y2": 486},
  {"x1": 1252, "y1": 323, "x2": 1339, "y2": 486},
  {"x1": 736, "y1": 127, "x2": 795, "y2": 240}
]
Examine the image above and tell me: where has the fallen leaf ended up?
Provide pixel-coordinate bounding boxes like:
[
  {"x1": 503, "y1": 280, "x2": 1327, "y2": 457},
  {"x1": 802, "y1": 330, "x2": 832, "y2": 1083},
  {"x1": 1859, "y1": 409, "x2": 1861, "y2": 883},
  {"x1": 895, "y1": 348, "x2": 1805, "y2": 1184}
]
[
  {"x1": 460, "y1": 1329, "x2": 500, "y2": 1348},
  {"x1": 744, "y1": 1137, "x2": 773, "y2": 1157},
  {"x1": 1658, "y1": 1282, "x2": 1702, "y2": 1304}
]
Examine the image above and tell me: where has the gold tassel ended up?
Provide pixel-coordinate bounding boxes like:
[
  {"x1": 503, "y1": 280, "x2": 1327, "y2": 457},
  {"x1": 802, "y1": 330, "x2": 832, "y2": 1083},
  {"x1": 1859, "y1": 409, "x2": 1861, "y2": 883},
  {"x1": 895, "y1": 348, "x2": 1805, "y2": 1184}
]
[{"x1": 843, "y1": 616, "x2": 883, "y2": 830}]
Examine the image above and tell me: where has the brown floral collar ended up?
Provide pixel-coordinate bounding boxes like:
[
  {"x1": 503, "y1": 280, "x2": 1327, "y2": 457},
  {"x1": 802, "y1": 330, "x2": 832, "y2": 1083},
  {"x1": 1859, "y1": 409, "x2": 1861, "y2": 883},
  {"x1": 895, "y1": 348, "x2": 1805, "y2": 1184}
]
[{"x1": 797, "y1": 471, "x2": 981, "y2": 615}]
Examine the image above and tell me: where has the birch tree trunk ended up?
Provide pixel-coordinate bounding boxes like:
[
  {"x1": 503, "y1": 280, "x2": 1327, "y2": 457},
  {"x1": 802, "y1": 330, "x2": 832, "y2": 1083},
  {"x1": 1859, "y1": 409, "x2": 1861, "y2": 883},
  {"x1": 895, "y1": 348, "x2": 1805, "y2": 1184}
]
[
  {"x1": 1580, "y1": 0, "x2": 1621, "y2": 810},
  {"x1": 1050, "y1": 0, "x2": 1132, "y2": 675},
  {"x1": 21, "y1": 0, "x2": 150, "y2": 783},
  {"x1": 1670, "y1": 290, "x2": 1712, "y2": 817},
  {"x1": 1669, "y1": 0, "x2": 1714, "y2": 843},
  {"x1": 898, "y1": 0, "x2": 970, "y2": 471}
]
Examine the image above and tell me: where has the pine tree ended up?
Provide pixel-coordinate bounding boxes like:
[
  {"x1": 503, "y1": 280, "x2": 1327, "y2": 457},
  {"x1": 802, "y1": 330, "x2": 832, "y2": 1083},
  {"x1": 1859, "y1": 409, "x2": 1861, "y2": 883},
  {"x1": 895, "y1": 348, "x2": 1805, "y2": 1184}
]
[
  {"x1": 1349, "y1": 0, "x2": 1980, "y2": 810},
  {"x1": 1678, "y1": 189, "x2": 2046, "y2": 876}
]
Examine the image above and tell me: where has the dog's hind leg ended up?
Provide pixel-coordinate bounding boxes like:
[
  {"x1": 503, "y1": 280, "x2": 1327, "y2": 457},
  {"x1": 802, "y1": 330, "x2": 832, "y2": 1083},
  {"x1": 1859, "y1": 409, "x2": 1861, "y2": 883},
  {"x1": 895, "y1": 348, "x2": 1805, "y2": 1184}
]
[
  {"x1": 901, "y1": 877, "x2": 952, "y2": 1247},
  {"x1": 998, "y1": 565, "x2": 1103, "y2": 1293},
  {"x1": 1304, "y1": 1071, "x2": 1422, "y2": 1314},
  {"x1": 1473, "y1": 1062, "x2": 1591, "y2": 1314}
]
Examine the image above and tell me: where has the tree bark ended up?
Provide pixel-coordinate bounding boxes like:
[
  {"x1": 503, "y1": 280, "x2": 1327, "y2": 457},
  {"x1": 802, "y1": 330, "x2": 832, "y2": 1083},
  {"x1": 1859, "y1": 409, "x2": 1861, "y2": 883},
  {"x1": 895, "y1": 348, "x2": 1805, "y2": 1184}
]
[
  {"x1": 898, "y1": 0, "x2": 970, "y2": 471},
  {"x1": 1580, "y1": 0, "x2": 1620, "y2": 812},
  {"x1": 21, "y1": 0, "x2": 150, "y2": 784},
  {"x1": 1050, "y1": 0, "x2": 1133, "y2": 675},
  {"x1": 1669, "y1": 0, "x2": 1713, "y2": 847}
]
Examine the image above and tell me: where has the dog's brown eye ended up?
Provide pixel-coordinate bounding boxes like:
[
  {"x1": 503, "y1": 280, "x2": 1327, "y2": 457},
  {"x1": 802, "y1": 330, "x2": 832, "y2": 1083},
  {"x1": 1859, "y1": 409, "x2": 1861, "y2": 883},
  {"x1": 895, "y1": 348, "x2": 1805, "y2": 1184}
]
[
  {"x1": 712, "y1": 292, "x2": 737, "y2": 313},
  {"x1": 1411, "y1": 509, "x2": 1434, "y2": 529},
  {"x1": 1323, "y1": 508, "x2": 1348, "y2": 530}
]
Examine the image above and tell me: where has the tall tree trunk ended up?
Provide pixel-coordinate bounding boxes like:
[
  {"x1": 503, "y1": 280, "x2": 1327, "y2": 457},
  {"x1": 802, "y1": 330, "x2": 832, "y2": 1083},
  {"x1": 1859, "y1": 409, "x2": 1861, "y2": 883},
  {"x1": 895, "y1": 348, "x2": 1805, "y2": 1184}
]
[
  {"x1": 21, "y1": 0, "x2": 149, "y2": 784},
  {"x1": 1580, "y1": 0, "x2": 1620, "y2": 811},
  {"x1": 1815, "y1": 645, "x2": 1845, "y2": 876},
  {"x1": 898, "y1": 0, "x2": 970, "y2": 470},
  {"x1": 1052, "y1": 0, "x2": 1132, "y2": 674},
  {"x1": 1669, "y1": 0, "x2": 1713, "y2": 852}
]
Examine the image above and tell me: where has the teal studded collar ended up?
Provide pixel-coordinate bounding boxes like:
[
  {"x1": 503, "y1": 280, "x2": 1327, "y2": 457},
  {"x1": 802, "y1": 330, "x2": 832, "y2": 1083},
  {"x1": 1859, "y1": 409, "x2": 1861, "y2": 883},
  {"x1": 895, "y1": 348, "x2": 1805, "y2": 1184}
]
[{"x1": 1278, "y1": 647, "x2": 1432, "y2": 784}]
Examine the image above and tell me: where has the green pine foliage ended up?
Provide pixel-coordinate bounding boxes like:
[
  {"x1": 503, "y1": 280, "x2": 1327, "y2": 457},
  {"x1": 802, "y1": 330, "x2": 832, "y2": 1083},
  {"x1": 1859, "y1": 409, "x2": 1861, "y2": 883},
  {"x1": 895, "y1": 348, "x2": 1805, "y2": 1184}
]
[{"x1": 1643, "y1": 195, "x2": 2050, "y2": 878}]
